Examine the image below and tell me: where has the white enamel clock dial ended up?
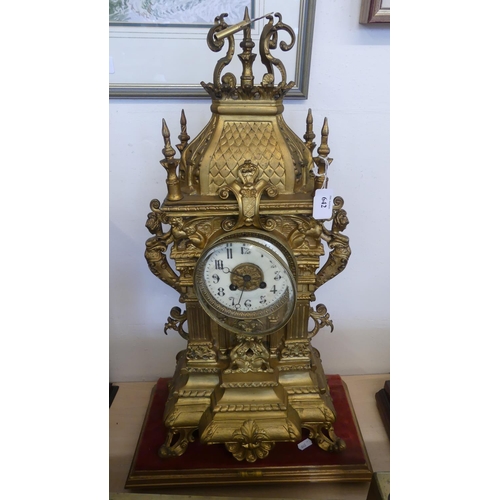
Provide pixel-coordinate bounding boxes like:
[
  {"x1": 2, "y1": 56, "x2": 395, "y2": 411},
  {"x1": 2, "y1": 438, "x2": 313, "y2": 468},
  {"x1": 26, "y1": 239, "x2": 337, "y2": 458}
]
[{"x1": 194, "y1": 237, "x2": 296, "y2": 335}]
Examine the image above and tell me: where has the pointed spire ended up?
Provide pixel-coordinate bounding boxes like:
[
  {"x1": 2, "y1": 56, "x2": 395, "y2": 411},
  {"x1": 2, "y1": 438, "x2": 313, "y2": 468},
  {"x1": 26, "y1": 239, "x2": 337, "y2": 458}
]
[
  {"x1": 303, "y1": 108, "x2": 316, "y2": 152},
  {"x1": 313, "y1": 118, "x2": 333, "y2": 191},
  {"x1": 238, "y1": 6, "x2": 256, "y2": 88},
  {"x1": 161, "y1": 119, "x2": 176, "y2": 160},
  {"x1": 317, "y1": 117, "x2": 330, "y2": 158},
  {"x1": 176, "y1": 109, "x2": 190, "y2": 153},
  {"x1": 160, "y1": 119, "x2": 183, "y2": 202}
]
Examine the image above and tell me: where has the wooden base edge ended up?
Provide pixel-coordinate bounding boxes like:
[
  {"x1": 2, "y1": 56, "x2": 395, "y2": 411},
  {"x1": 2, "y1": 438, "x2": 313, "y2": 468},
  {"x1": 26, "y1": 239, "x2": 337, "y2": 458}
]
[{"x1": 125, "y1": 377, "x2": 372, "y2": 488}]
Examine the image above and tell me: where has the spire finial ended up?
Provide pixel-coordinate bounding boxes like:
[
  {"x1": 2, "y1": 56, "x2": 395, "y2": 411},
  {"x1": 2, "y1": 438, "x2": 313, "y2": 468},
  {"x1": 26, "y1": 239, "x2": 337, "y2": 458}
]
[
  {"x1": 161, "y1": 119, "x2": 183, "y2": 201},
  {"x1": 161, "y1": 119, "x2": 176, "y2": 160},
  {"x1": 304, "y1": 109, "x2": 316, "y2": 152},
  {"x1": 238, "y1": 7, "x2": 256, "y2": 88},
  {"x1": 176, "y1": 110, "x2": 190, "y2": 153},
  {"x1": 313, "y1": 118, "x2": 333, "y2": 191},
  {"x1": 317, "y1": 118, "x2": 330, "y2": 158}
]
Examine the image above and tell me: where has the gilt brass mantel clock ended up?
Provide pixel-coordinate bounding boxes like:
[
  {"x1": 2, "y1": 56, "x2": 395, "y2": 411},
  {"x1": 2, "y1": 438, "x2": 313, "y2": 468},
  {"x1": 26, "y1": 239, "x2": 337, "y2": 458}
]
[{"x1": 144, "y1": 9, "x2": 351, "y2": 463}]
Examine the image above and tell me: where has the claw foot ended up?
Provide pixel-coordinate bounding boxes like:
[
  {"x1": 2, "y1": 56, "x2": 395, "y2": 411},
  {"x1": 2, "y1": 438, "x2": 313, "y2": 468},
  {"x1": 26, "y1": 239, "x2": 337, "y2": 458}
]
[
  {"x1": 304, "y1": 423, "x2": 346, "y2": 453},
  {"x1": 158, "y1": 428, "x2": 195, "y2": 458}
]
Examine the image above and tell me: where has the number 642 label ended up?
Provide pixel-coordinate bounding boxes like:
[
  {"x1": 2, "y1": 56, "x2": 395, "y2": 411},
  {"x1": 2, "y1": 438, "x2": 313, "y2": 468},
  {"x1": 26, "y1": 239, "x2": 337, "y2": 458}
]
[{"x1": 313, "y1": 188, "x2": 334, "y2": 220}]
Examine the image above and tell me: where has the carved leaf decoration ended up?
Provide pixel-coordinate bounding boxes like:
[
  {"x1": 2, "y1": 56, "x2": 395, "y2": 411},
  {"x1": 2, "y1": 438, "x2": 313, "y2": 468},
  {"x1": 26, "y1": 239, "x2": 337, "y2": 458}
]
[
  {"x1": 164, "y1": 306, "x2": 188, "y2": 340},
  {"x1": 226, "y1": 420, "x2": 274, "y2": 462},
  {"x1": 308, "y1": 304, "x2": 334, "y2": 338}
]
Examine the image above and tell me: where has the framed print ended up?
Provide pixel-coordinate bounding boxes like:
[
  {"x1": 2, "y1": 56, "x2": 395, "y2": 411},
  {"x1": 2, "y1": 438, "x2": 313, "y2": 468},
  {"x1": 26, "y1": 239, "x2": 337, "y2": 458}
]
[
  {"x1": 110, "y1": 0, "x2": 255, "y2": 26},
  {"x1": 109, "y1": 0, "x2": 316, "y2": 99},
  {"x1": 359, "y1": 0, "x2": 390, "y2": 24}
]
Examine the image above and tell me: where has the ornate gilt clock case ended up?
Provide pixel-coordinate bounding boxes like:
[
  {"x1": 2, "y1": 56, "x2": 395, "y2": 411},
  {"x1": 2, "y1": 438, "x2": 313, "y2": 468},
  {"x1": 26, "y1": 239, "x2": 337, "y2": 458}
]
[{"x1": 144, "y1": 10, "x2": 351, "y2": 463}]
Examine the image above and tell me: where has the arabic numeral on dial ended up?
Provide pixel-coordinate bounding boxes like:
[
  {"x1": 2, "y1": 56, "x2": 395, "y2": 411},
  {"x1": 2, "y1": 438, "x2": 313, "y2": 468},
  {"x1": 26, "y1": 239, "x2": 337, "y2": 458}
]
[
  {"x1": 270, "y1": 285, "x2": 277, "y2": 294},
  {"x1": 226, "y1": 246, "x2": 233, "y2": 259},
  {"x1": 217, "y1": 287, "x2": 225, "y2": 297},
  {"x1": 212, "y1": 274, "x2": 220, "y2": 284},
  {"x1": 260, "y1": 296, "x2": 267, "y2": 304},
  {"x1": 229, "y1": 297, "x2": 236, "y2": 306},
  {"x1": 214, "y1": 260, "x2": 224, "y2": 270},
  {"x1": 274, "y1": 271, "x2": 282, "y2": 280},
  {"x1": 244, "y1": 299, "x2": 252, "y2": 308},
  {"x1": 241, "y1": 246, "x2": 251, "y2": 255}
]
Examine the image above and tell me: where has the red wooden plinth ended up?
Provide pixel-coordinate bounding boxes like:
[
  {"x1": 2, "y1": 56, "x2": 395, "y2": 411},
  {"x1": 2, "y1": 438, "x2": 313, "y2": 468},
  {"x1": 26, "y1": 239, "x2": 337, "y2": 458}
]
[{"x1": 126, "y1": 375, "x2": 372, "y2": 488}]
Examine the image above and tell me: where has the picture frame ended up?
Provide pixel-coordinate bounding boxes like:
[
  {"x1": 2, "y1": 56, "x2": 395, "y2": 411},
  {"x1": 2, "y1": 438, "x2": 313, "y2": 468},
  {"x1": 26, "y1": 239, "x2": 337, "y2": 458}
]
[
  {"x1": 359, "y1": 0, "x2": 390, "y2": 24},
  {"x1": 109, "y1": 0, "x2": 317, "y2": 99}
]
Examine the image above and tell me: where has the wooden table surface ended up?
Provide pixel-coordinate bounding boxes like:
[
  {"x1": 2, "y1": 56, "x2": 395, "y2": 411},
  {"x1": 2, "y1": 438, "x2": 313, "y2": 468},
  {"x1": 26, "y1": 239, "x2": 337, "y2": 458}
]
[{"x1": 110, "y1": 374, "x2": 389, "y2": 500}]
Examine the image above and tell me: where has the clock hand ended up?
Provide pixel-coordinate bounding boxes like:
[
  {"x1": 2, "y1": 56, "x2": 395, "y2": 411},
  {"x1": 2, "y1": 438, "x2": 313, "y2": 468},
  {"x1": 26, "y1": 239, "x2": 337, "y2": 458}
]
[
  {"x1": 223, "y1": 266, "x2": 253, "y2": 289},
  {"x1": 222, "y1": 267, "x2": 246, "y2": 279},
  {"x1": 237, "y1": 284, "x2": 245, "y2": 306},
  {"x1": 236, "y1": 277, "x2": 255, "y2": 306}
]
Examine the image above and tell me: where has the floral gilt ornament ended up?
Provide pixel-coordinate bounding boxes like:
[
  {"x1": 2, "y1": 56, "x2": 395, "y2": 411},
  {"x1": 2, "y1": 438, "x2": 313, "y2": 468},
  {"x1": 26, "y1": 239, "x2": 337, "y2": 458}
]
[{"x1": 226, "y1": 420, "x2": 275, "y2": 462}]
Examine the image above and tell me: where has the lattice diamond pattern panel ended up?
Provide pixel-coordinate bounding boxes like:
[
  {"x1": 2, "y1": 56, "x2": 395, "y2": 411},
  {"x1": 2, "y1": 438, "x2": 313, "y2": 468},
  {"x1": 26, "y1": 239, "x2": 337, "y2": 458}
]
[{"x1": 209, "y1": 121, "x2": 286, "y2": 193}]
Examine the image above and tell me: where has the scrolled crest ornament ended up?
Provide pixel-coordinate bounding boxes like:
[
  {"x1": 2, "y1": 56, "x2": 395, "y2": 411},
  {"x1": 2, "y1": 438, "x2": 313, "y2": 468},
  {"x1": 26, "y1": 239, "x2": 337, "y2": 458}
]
[
  {"x1": 259, "y1": 12, "x2": 296, "y2": 90},
  {"x1": 218, "y1": 160, "x2": 278, "y2": 231},
  {"x1": 204, "y1": 13, "x2": 237, "y2": 99},
  {"x1": 201, "y1": 9, "x2": 296, "y2": 101}
]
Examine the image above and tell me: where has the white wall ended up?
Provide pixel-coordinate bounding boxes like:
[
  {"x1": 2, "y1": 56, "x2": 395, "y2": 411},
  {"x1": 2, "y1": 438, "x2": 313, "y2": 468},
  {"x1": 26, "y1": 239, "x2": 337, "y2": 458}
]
[{"x1": 109, "y1": 0, "x2": 389, "y2": 382}]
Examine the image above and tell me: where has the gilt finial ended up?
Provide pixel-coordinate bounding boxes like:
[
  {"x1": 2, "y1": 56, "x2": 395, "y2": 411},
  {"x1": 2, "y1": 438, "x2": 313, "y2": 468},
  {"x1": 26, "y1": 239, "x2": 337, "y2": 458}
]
[
  {"x1": 161, "y1": 119, "x2": 182, "y2": 202},
  {"x1": 317, "y1": 118, "x2": 330, "y2": 158},
  {"x1": 312, "y1": 118, "x2": 333, "y2": 191},
  {"x1": 177, "y1": 110, "x2": 190, "y2": 153},
  {"x1": 304, "y1": 109, "x2": 316, "y2": 152},
  {"x1": 161, "y1": 119, "x2": 176, "y2": 160},
  {"x1": 238, "y1": 7, "x2": 256, "y2": 88}
]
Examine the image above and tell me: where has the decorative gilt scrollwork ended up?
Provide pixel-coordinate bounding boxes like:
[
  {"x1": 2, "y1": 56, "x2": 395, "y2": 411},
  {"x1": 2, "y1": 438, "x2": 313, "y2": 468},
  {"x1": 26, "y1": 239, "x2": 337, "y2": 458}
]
[
  {"x1": 145, "y1": 200, "x2": 181, "y2": 292},
  {"x1": 280, "y1": 340, "x2": 311, "y2": 359},
  {"x1": 218, "y1": 160, "x2": 278, "y2": 231},
  {"x1": 225, "y1": 336, "x2": 273, "y2": 373},
  {"x1": 164, "y1": 306, "x2": 188, "y2": 340},
  {"x1": 186, "y1": 341, "x2": 217, "y2": 361},
  {"x1": 316, "y1": 197, "x2": 351, "y2": 289},
  {"x1": 225, "y1": 420, "x2": 275, "y2": 462},
  {"x1": 201, "y1": 10, "x2": 296, "y2": 101},
  {"x1": 259, "y1": 13, "x2": 296, "y2": 90},
  {"x1": 169, "y1": 216, "x2": 211, "y2": 250},
  {"x1": 308, "y1": 304, "x2": 334, "y2": 338},
  {"x1": 204, "y1": 13, "x2": 237, "y2": 98},
  {"x1": 288, "y1": 217, "x2": 323, "y2": 249},
  {"x1": 304, "y1": 422, "x2": 346, "y2": 453},
  {"x1": 158, "y1": 428, "x2": 196, "y2": 458}
]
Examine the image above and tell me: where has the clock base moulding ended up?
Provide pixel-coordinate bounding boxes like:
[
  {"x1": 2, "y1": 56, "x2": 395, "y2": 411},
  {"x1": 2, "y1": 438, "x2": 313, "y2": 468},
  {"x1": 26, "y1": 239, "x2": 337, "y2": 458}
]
[{"x1": 125, "y1": 375, "x2": 372, "y2": 488}]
